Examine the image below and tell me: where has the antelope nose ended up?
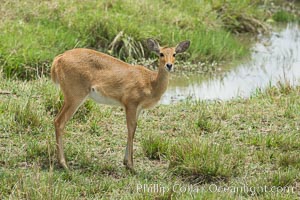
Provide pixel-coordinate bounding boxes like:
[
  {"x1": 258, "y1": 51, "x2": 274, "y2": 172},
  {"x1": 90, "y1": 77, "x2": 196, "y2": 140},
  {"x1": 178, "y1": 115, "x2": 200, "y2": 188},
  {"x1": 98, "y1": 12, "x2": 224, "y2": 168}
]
[{"x1": 166, "y1": 63, "x2": 173, "y2": 70}]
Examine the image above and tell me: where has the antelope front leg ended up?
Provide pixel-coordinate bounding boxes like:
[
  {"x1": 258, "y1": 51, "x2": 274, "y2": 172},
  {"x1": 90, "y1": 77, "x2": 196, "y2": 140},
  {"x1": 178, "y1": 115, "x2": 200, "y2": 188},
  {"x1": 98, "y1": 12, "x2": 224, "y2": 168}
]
[{"x1": 123, "y1": 105, "x2": 137, "y2": 170}]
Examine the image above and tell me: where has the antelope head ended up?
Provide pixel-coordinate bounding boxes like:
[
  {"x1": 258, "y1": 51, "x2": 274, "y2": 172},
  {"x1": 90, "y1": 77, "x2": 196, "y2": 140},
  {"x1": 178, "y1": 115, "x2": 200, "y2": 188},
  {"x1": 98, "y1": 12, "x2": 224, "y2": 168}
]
[{"x1": 147, "y1": 38, "x2": 190, "y2": 72}]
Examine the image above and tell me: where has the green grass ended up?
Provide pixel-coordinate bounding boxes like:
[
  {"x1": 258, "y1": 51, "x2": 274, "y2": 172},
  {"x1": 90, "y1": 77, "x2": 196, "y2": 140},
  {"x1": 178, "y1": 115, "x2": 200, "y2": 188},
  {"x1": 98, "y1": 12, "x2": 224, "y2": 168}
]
[
  {"x1": 272, "y1": 10, "x2": 298, "y2": 22},
  {"x1": 141, "y1": 132, "x2": 169, "y2": 161},
  {"x1": 0, "y1": 0, "x2": 273, "y2": 79},
  {"x1": 1, "y1": 76, "x2": 299, "y2": 199},
  {"x1": 168, "y1": 138, "x2": 245, "y2": 184}
]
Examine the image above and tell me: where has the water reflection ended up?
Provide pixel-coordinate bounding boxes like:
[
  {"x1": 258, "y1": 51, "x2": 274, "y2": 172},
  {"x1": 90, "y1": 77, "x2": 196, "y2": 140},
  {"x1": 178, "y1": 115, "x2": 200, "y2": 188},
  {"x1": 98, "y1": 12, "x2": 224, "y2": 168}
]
[{"x1": 161, "y1": 23, "x2": 300, "y2": 104}]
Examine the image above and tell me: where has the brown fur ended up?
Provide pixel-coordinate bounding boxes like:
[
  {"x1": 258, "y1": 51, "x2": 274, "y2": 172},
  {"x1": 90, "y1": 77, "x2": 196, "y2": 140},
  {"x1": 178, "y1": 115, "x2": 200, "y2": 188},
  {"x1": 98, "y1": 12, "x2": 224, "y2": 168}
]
[{"x1": 51, "y1": 48, "x2": 168, "y2": 108}]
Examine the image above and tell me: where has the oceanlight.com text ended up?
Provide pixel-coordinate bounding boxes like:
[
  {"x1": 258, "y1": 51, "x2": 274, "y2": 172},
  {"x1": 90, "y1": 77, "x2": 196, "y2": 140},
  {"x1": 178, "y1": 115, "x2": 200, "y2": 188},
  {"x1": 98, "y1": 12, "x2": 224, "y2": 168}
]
[{"x1": 136, "y1": 183, "x2": 297, "y2": 196}]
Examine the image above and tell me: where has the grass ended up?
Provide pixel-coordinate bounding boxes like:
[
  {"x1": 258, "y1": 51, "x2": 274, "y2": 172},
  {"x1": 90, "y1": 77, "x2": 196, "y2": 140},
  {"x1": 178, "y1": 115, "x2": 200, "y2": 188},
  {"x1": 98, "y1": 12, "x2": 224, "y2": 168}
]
[
  {"x1": 0, "y1": 0, "x2": 274, "y2": 79},
  {"x1": 168, "y1": 138, "x2": 245, "y2": 184},
  {"x1": 270, "y1": 0, "x2": 300, "y2": 23},
  {"x1": 272, "y1": 10, "x2": 298, "y2": 22},
  {"x1": 1, "y1": 76, "x2": 300, "y2": 199}
]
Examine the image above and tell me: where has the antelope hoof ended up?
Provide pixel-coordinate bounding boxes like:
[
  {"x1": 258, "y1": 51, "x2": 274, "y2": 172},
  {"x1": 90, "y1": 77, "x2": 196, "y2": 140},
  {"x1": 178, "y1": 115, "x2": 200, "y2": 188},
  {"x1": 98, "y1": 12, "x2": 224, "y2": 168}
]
[
  {"x1": 59, "y1": 160, "x2": 69, "y2": 170},
  {"x1": 123, "y1": 159, "x2": 135, "y2": 172},
  {"x1": 123, "y1": 158, "x2": 127, "y2": 166},
  {"x1": 125, "y1": 164, "x2": 136, "y2": 174}
]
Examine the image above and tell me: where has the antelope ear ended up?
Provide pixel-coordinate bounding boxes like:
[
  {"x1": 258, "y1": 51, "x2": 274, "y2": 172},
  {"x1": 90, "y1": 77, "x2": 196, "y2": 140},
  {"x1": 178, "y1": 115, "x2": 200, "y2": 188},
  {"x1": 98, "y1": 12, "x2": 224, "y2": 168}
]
[
  {"x1": 147, "y1": 38, "x2": 160, "y2": 56},
  {"x1": 175, "y1": 40, "x2": 190, "y2": 54}
]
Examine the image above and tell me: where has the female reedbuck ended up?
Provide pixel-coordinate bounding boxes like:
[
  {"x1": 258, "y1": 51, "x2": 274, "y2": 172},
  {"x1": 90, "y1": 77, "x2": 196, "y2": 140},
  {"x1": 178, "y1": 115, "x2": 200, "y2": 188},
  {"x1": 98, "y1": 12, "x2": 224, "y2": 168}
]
[{"x1": 51, "y1": 39, "x2": 190, "y2": 170}]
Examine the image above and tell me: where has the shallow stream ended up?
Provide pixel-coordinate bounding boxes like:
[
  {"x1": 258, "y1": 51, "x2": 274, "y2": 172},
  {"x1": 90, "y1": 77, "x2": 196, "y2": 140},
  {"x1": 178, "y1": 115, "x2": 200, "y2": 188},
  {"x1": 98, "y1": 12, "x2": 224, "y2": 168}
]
[{"x1": 161, "y1": 23, "x2": 300, "y2": 104}]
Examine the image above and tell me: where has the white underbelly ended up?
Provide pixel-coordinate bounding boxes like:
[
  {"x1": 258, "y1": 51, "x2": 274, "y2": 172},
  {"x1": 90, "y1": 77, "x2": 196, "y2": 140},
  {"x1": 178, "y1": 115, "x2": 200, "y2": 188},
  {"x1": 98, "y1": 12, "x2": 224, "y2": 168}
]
[{"x1": 89, "y1": 89, "x2": 122, "y2": 106}]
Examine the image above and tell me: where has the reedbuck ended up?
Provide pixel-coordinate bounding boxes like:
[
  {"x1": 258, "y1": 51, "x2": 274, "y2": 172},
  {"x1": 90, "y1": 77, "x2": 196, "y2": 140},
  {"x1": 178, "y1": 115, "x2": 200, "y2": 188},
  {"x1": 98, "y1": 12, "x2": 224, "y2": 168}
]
[{"x1": 51, "y1": 39, "x2": 190, "y2": 170}]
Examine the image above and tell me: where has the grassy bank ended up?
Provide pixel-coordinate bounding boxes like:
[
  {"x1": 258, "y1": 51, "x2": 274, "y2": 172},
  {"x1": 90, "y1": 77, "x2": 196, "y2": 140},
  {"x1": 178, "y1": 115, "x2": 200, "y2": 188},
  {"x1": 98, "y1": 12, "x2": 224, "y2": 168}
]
[
  {"x1": 0, "y1": 77, "x2": 299, "y2": 199},
  {"x1": 0, "y1": 0, "x2": 276, "y2": 79}
]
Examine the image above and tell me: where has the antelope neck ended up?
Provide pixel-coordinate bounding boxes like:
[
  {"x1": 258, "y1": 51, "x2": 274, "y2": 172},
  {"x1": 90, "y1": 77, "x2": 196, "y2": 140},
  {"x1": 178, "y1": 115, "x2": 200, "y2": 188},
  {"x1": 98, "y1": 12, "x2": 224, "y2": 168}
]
[{"x1": 152, "y1": 62, "x2": 169, "y2": 98}]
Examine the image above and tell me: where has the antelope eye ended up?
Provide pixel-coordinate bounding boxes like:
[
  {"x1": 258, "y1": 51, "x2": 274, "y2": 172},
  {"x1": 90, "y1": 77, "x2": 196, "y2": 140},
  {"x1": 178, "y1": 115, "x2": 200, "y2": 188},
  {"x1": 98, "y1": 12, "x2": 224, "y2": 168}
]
[
  {"x1": 173, "y1": 53, "x2": 176, "y2": 57},
  {"x1": 159, "y1": 53, "x2": 164, "y2": 57}
]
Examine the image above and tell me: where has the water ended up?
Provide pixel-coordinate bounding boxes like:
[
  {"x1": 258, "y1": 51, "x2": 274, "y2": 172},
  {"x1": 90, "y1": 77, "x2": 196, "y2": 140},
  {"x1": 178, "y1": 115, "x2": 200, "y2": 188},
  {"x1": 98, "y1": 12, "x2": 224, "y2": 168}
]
[{"x1": 161, "y1": 23, "x2": 300, "y2": 104}]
